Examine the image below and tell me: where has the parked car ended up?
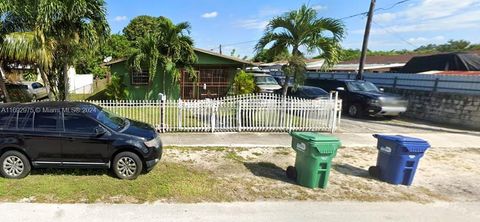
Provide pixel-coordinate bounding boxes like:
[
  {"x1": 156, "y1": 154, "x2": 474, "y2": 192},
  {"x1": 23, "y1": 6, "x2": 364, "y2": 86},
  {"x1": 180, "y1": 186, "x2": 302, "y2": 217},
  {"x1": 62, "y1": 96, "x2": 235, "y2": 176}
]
[
  {"x1": 0, "y1": 101, "x2": 162, "y2": 180},
  {"x1": 306, "y1": 79, "x2": 408, "y2": 118},
  {"x1": 20, "y1": 81, "x2": 48, "y2": 100},
  {"x1": 250, "y1": 73, "x2": 282, "y2": 93},
  {"x1": 2, "y1": 83, "x2": 33, "y2": 102},
  {"x1": 275, "y1": 86, "x2": 329, "y2": 100}
]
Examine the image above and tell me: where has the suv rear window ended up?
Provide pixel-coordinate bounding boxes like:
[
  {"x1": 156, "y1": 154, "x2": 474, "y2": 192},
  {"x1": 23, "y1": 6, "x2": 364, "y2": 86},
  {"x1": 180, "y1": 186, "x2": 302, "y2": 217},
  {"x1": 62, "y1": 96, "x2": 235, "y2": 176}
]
[{"x1": 0, "y1": 111, "x2": 16, "y2": 129}]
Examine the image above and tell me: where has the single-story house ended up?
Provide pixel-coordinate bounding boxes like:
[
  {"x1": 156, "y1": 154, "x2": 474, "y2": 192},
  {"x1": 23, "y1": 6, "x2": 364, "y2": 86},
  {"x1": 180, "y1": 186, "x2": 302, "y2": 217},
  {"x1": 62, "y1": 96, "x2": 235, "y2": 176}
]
[{"x1": 103, "y1": 48, "x2": 252, "y2": 100}]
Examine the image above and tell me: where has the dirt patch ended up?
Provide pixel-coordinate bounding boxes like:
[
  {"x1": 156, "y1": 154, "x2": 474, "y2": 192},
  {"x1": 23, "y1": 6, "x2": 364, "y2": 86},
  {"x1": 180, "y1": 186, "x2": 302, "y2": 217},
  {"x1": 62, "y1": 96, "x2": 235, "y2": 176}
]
[{"x1": 164, "y1": 146, "x2": 480, "y2": 203}]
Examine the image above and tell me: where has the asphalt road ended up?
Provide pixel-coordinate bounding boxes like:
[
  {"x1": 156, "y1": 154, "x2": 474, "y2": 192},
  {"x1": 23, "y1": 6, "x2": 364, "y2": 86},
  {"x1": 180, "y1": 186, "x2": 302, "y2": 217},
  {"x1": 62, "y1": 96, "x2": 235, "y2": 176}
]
[{"x1": 1, "y1": 201, "x2": 479, "y2": 222}]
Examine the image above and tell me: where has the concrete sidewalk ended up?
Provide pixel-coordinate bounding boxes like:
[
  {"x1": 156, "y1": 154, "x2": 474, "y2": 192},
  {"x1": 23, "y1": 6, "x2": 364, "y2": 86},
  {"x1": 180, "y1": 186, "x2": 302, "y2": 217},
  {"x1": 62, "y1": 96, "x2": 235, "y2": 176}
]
[
  {"x1": 162, "y1": 132, "x2": 480, "y2": 148},
  {"x1": 1, "y1": 201, "x2": 479, "y2": 222}
]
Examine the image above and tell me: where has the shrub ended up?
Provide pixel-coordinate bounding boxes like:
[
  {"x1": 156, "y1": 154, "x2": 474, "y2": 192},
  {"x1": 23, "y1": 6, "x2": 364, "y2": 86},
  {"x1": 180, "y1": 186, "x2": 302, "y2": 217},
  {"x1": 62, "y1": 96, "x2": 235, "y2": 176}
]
[
  {"x1": 232, "y1": 70, "x2": 255, "y2": 95},
  {"x1": 105, "y1": 74, "x2": 127, "y2": 100}
]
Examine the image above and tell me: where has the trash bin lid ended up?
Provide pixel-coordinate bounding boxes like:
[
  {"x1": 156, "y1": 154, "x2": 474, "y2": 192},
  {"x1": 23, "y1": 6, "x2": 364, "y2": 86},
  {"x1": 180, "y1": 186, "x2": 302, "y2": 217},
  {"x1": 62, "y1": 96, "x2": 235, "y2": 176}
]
[
  {"x1": 373, "y1": 134, "x2": 430, "y2": 152},
  {"x1": 291, "y1": 132, "x2": 340, "y2": 142}
]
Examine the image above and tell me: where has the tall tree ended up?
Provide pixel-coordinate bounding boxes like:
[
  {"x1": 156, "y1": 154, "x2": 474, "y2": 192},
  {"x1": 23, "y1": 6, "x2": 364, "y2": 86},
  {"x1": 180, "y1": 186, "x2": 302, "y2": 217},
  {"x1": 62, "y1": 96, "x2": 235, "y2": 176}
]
[
  {"x1": 123, "y1": 16, "x2": 161, "y2": 42},
  {"x1": 255, "y1": 4, "x2": 345, "y2": 96},
  {"x1": 0, "y1": 0, "x2": 12, "y2": 102}
]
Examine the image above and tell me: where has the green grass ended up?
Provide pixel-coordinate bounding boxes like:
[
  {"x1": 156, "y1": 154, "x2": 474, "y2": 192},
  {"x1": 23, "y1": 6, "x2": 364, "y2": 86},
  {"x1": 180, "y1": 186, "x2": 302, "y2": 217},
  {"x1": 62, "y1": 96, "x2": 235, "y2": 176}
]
[{"x1": 0, "y1": 162, "x2": 226, "y2": 203}]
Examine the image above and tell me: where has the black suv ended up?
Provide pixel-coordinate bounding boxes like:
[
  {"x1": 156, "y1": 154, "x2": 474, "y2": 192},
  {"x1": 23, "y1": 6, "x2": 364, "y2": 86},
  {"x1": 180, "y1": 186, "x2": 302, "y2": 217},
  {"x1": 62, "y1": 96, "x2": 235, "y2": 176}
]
[
  {"x1": 0, "y1": 101, "x2": 162, "y2": 180},
  {"x1": 306, "y1": 79, "x2": 408, "y2": 118}
]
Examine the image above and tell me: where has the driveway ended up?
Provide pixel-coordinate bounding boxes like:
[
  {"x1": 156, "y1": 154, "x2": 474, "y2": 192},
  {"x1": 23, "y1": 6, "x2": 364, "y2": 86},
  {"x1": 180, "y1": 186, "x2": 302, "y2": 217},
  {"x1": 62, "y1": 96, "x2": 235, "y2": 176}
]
[{"x1": 338, "y1": 117, "x2": 479, "y2": 135}]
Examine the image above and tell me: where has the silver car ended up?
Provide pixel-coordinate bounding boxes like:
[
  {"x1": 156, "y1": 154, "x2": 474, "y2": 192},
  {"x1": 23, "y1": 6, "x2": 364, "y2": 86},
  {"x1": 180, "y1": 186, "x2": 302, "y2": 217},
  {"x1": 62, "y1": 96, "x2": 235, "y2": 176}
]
[{"x1": 21, "y1": 81, "x2": 48, "y2": 100}]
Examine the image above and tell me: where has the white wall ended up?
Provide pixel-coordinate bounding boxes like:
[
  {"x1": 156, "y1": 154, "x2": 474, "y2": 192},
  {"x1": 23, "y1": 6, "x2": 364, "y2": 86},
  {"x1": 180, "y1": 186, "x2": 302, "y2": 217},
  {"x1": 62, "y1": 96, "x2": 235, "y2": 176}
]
[{"x1": 68, "y1": 67, "x2": 94, "y2": 94}]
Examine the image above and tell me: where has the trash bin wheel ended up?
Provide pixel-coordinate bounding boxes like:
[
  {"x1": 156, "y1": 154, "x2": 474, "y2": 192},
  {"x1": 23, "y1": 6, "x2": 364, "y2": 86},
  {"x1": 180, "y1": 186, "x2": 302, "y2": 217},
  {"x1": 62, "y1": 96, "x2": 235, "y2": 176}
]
[
  {"x1": 286, "y1": 166, "x2": 297, "y2": 180},
  {"x1": 368, "y1": 166, "x2": 380, "y2": 178}
]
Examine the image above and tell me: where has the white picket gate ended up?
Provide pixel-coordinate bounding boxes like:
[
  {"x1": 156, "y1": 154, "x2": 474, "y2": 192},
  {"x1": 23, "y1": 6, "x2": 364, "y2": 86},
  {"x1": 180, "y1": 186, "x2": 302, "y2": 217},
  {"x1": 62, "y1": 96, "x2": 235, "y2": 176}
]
[{"x1": 86, "y1": 93, "x2": 342, "y2": 133}]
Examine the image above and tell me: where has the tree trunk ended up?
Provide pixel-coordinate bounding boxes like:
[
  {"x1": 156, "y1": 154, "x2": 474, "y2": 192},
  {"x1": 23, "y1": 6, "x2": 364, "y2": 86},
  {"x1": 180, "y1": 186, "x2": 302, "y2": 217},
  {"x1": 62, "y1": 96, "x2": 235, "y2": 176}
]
[
  {"x1": 63, "y1": 64, "x2": 69, "y2": 101},
  {"x1": 37, "y1": 67, "x2": 55, "y2": 100},
  {"x1": 281, "y1": 46, "x2": 301, "y2": 97},
  {"x1": 0, "y1": 63, "x2": 11, "y2": 103},
  {"x1": 281, "y1": 75, "x2": 290, "y2": 97}
]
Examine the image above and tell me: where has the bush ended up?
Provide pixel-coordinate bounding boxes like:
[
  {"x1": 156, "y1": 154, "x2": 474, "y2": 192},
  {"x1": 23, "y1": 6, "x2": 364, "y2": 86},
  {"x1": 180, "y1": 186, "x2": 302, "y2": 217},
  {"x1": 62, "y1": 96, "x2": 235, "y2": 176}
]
[
  {"x1": 232, "y1": 70, "x2": 255, "y2": 95},
  {"x1": 105, "y1": 74, "x2": 127, "y2": 100}
]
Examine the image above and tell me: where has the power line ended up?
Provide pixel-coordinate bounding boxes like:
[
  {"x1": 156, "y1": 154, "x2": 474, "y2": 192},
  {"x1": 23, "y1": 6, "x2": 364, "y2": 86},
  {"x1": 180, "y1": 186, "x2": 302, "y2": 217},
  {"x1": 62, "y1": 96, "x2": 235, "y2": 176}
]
[
  {"x1": 209, "y1": 40, "x2": 257, "y2": 51},
  {"x1": 340, "y1": 0, "x2": 414, "y2": 20},
  {"x1": 210, "y1": 0, "x2": 416, "y2": 52}
]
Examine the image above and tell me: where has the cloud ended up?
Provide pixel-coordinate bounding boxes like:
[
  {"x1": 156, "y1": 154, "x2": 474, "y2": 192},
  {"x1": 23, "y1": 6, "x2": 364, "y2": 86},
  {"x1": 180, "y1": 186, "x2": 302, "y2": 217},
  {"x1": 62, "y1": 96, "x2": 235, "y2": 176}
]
[
  {"x1": 311, "y1": 5, "x2": 327, "y2": 11},
  {"x1": 113, "y1": 16, "x2": 127, "y2": 22},
  {"x1": 374, "y1": 13, "x2": 397, "y2": 23},
  {"x1": 236, "y1": 19, "x2": 269, "y2": 30},
  {"x1": 367, "y1": 0, "x2": 480, "y2": 34},
  {"x1": 202, "y1": 11, "x2": 218, "y2": 18}
]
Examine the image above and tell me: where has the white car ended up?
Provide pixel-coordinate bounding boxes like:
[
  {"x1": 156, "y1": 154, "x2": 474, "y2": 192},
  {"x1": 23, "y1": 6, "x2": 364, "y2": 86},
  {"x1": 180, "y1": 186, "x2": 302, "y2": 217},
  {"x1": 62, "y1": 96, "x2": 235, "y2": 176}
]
[
  {"x1": 21, "y1": 81, "x2": 48, "y2": 100},
  {"x1": 251, "y1": 73, "x2": 282, "y2": 93}
]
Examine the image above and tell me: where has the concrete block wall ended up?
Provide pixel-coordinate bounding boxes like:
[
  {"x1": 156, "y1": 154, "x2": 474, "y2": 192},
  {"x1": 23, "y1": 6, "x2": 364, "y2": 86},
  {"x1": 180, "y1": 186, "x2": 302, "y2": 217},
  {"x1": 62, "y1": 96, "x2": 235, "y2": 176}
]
[{"x1": 386, "y1": 88, "x2": 480, "y2": 130}]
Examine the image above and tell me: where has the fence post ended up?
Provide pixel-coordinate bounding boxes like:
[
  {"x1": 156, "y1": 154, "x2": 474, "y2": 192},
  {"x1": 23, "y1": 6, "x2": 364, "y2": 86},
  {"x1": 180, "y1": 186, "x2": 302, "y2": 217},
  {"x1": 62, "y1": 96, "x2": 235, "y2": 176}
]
[
  {"x1": 237, "y1": 100, "x2": 241, "y2": 132},
  {"x1": 393, "y1": 76, "x2": 398, "y2": 89},
  {"x1": 158, "y1": 93, "x2": 166, "y2": 132},
  {"x1": 210, "y1": 100, "x2": 216, "y2": 133},
  {"x1": 178, "y1": 99, "x2": 182, "y2": 130},
  {"x1": 331, "y1": 92, "x2": 339, "y2": 133},
  {"x1": 433, "y1": 78, "x2": 440, "y2": 92}
]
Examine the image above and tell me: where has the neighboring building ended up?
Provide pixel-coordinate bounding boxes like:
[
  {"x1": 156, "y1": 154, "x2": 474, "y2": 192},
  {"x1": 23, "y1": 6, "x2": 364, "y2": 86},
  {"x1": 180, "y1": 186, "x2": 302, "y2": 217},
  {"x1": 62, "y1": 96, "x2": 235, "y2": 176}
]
[
  {"x1": 103, "y1": 48, "x2": 252, "y2": 100},
  {"x1": 329, "y1": 54, "x2": 415, "y2": 73},
  {"x1": 327, "y1": 50, "x2": 480, "y2": 73},
  {"x1": 255, "y1": 58, "x2": 325, "y2": 75}
]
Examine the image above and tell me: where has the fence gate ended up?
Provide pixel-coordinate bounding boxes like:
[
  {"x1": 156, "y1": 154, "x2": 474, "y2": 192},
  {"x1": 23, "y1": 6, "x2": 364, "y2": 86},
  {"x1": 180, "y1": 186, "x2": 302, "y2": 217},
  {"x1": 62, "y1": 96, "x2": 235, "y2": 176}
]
[{"x1": 87, "y1": 93, "x2": 342, "y2": 133}]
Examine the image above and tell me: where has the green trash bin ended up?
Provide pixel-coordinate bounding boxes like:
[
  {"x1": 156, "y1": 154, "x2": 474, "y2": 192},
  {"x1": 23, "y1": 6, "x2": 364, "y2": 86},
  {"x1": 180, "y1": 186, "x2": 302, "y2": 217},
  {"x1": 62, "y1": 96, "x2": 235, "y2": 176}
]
[{"x1": 287, "y1": 132, "x2": 341, "y2": 189}]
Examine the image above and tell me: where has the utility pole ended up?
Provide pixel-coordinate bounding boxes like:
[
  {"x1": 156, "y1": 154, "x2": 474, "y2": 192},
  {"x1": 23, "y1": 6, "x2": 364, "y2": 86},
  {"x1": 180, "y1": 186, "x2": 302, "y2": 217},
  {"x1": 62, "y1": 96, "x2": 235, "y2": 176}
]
[
  {"x1": 219, "y1": 44, "x2": 222, "y2": 55},
  {"x1": 357, "y1": 0, "x2": 376, "y2": 80}
]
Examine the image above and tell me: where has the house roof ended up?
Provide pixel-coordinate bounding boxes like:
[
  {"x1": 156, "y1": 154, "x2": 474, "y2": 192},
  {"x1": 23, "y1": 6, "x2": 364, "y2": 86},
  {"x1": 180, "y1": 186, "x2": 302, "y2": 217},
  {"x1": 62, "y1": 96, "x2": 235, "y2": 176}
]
[
  {"x1": 339, "y1": 50, "x2": 480, "y2": 65},
  {"x1": 101, "y1": 48, "x2": 252, "y2": 66},
  {"x1": 193, "y1": 48, "x2": 252, "y2": 65}
]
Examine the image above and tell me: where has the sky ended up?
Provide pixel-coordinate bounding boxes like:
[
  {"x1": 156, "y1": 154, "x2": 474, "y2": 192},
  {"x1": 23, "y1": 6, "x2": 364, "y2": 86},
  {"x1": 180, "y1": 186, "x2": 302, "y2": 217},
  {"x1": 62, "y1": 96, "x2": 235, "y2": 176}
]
[{"x1": 105, "y1": 0, "x2": 480, "y2": 58}]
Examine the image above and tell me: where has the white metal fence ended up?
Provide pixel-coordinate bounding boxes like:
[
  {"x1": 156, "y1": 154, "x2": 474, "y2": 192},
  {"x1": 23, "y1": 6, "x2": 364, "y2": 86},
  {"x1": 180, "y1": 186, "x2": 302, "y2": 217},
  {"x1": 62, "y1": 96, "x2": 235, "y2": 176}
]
[
  {"x1": 86, "y1": 93, "x2": 342, "y2": 133},
  {"x1": 306, "y1": 72, "x2": 480, "y2": 95}
]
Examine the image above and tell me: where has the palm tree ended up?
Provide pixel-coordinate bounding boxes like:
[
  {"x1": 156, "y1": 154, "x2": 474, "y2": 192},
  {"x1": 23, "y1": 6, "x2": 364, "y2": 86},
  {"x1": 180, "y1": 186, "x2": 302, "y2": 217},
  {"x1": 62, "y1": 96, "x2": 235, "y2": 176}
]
[
  {"x1": 0, "y1": 0, "x2": 13, "y2": 102},
  {"x1": 128, "y1": 32, "x2": 160, "y2": 98},
  {"x1": 157, "y1": 17, "x2": 197, "y2": 93},
  {"x1": 41, "y1": 0, "x2": 110, "y2": 100},
  {"x1": 255, "y1": 4, "x2": 345, "y2": 96},
  {"x1": 0, "y1": 31, "x2": 56, "y2": 100},
  {"x1": 1, "y1": 0, "x2": 110, "y2": 101},
  {"x1": 128, "y1": 17, "x2": 197, "y2": 99}
]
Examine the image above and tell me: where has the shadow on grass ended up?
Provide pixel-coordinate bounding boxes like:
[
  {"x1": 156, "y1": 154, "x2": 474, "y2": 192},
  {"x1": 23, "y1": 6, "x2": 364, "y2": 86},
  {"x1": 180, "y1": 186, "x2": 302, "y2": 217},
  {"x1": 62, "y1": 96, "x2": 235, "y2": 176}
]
[
  {"x1": 243, "y1": 162, "x2": 296, "y2": 185},
  {"x1": 30, "y1": 168, "x2": 116, "y2": 178},
  {"x1": 333, "y1": 163, "x2": 373, "y2": 179}
]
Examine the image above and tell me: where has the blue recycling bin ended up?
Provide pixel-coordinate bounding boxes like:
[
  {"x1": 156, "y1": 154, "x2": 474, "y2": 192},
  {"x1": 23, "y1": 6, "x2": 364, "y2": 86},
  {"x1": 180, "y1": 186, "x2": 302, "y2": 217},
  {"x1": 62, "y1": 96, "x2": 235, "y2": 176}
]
[{"x1": 369, "y1": 134, "x2": 430, "y2": 186}]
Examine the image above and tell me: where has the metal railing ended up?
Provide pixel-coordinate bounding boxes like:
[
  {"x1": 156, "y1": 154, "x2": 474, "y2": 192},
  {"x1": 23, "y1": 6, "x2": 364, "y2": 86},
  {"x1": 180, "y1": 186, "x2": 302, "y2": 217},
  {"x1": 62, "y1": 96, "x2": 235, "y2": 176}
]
[{"x1": 86, "y1": 93, "x2": 342, "y2": 133}]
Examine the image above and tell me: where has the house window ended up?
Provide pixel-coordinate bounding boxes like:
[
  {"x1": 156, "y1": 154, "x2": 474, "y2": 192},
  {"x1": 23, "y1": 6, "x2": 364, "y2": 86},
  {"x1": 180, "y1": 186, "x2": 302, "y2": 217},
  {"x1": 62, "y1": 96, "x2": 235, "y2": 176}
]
[{"x1": 131, "y1": 70, "x2": 149, "y2": 85}]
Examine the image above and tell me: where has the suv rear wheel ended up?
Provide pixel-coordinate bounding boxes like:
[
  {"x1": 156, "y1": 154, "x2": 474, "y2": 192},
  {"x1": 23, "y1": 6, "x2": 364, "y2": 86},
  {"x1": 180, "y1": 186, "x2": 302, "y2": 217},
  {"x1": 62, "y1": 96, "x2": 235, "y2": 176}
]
[
  {"x1": 0, "y1": 151, "x2": 31, "y2": 179},
  {"x1": 112, "y1": 152, "x2": 143, "y2": 180}
]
